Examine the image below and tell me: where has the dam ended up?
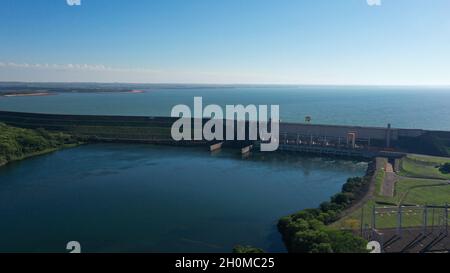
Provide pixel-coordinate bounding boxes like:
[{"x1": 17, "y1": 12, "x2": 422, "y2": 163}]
[{"x1": 0, "y1": 110, "x2": 449, "y2": 158}]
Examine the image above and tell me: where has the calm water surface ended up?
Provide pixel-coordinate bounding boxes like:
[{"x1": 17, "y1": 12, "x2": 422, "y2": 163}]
[
  {"x1": 0, "y1": 86, "x2": 450, "y2": 129},
  {"x1": 0, "y1": 144, "x2": 366, "y2": 253}
]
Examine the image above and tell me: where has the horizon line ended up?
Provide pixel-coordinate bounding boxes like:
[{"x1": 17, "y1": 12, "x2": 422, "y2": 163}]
[{"x1": 1, "y1": 81, "x2": 450, "y2": 88}]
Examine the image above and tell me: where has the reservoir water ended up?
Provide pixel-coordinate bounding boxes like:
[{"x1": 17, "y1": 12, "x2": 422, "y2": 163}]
[
  {"x1": 0, "y1": 144, "x2": 366, "y2": 253},
  {"x1": 0, "y1": 86, "x2": 450, "y2": 130}
]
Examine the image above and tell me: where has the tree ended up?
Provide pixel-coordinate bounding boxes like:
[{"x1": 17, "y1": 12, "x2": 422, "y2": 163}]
[
  {"x1": 439, "y1": 163, "x2": 450, "y2": 174},
  {"x1": 331, "y1": 192, "x2": 354, "y2": 206},
  {"x1": 292, "y1": 229, "x2": 331, "y2": 253},
  {"x1": 326, "y1": 230, "x2": 368, "y2": 253},
  {"x1": 342, "y1": 177, "x2": 364, "y2": 193},
  {"x1": 0, "y1": 123, "x2": 77, "y2": 166}
]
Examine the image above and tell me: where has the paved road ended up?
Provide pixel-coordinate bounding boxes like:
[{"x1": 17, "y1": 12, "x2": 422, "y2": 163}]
[{"x1": 381, "y1": 162, "x2": 397, "y2": 197}]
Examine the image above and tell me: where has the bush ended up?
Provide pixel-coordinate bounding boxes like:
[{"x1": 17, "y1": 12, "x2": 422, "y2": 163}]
[
  {"x1": 326, "y1": 230, "x2": 368, "y2": 253},
  {"x1": 331, "y1": 192, "x2": 354, "y2": 206},
  {"x1": 278, "y1": 175, "x2": 370, "y2": 253},
  {"x1": 342, "y1": 177, "x2": 364, "y2": 193},
  {"x1": 292, "y1": 228, "x2": 330, "y2": 253},
  {"x1": 320, "y1": 201, "x2": 343, "y2": 213},
  {"x1": 0, "y1": 123, "x2": 78, "y2": 165},
  {"x1": 439, "y1": 163, "x2": 450, "y2": 174}
]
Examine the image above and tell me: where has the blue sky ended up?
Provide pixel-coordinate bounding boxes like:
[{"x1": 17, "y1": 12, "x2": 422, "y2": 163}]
[{"x1": 1, "y1": 0, "x2": 449, "y2": 85}]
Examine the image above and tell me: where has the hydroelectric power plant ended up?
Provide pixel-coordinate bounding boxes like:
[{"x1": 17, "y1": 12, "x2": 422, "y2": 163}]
[{"x1": 0, "y1": 110, "x2": 448, "y2": 159}]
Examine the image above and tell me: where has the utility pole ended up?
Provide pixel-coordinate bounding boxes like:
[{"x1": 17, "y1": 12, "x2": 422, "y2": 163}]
[
  {"x1": 446, "y1": 203, "x2": 449, "y2": 236},
  {"x1": 397, "y1": 206, "x2": 403, "y2": 237},
  {"x1": 372, "y1": 206, "x2": 376, "y2": 231},
  {"x1": 360, "y1": 206, "x2": 364, "y2": 236},
  {"x1": 423, "y1": 205, "x2": 428, "y2": 235},
  {"x1": 432, "y1": 206, "x2": 435, "y2": 231}
]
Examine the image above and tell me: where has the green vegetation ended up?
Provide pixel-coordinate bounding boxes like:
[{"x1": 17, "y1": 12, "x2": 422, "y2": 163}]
[
  {"x1": 69, "y1": 125, "x2": 171, "y2": 140},
  {"x1": 439, "y1": 163, "x2": 450, "y2": 174},
  {"x1": 0, "y1": 112, "x2": 184, "y2": 142},
  {"x1": 232, "y1": 245, "x2": 265, "y2": 253},
  {"x1": 397, "y1": 132, "x2": 450, "y2": 157},
  {"x1": 0, "y1": 123, "x2": 79, "y2": 166},
  {"x1": 403, "y1": 184, "x2": 450, "y2": 205},
  {"x1": 278, "y1": 177, "x2": 370, "y2": 253},
  {"x1": 407, "y1": 154, "x2": 450, "y2": 165},
  {"x1": 399, "y1": 154, "x2": 450, "y2": 180},
  {"x1": 333, "y1": 166, "x2": 450, "y2": 230},
  {"x1": 374, "y1": 163, "x2": 386, "y2": 196}
]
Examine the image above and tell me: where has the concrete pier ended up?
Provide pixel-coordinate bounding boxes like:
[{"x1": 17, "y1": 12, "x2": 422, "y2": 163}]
[
  {"x1": 210, "y1": 142, "x2": 224, "y2": 152},
  {"x1": 241, "y1": 145, "x2": 253, "y2": 155}
]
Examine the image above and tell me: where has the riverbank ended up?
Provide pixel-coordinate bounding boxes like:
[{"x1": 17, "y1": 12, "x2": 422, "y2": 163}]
[
  {"x1": 277, "y1": 159, "x2": 376, "y2": 253},
  {"x1": 0, "y1": 143, "x2": 81, "y2": 168},
  {"x1": 0, "y1": 123, "x2": 81, "y2": 168}
]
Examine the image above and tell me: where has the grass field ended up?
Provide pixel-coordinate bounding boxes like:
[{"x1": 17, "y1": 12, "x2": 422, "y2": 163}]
[
  {"x1": 407, "y1": 154, "x2": 450, "y2": 165},
  {"x1": 399, "y1": 154, "x2": 450, "y2": 180},
  {"x1": 403, "y1": 184, "x2": 450, "y2": 205},
  {"x1": 332, "y1": 163, "x2": 450, "y2": 230}
]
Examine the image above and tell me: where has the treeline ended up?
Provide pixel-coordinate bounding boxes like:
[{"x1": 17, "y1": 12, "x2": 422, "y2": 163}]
[
  {"x1": 278, "y1": 176, "x2": 371, "y2": 253},
  {"x1": 0, "y1": 123, "x2": 79, "y2": 166}
]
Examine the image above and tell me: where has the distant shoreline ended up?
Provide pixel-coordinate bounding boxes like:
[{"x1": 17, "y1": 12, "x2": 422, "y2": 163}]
[
  {"x1": 0, "y1": 89, "x2": 146, "y2": 97},
  {"x1": 2, "y1": 92, "x2": 53, "y2": 97}
]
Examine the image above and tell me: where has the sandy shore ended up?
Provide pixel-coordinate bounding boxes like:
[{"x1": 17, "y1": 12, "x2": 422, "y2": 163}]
[{"x1": 2, "y1": 92, "x2": 53, "y2": 97}]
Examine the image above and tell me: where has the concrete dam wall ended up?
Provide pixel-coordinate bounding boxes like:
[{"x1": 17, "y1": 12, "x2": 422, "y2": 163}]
[
  {"x1": 0, "y1": 110, "x2": 448, "y2": 157},
  {"x1": 281, "y1": 122, "x2": 424, "y2": 141}
]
